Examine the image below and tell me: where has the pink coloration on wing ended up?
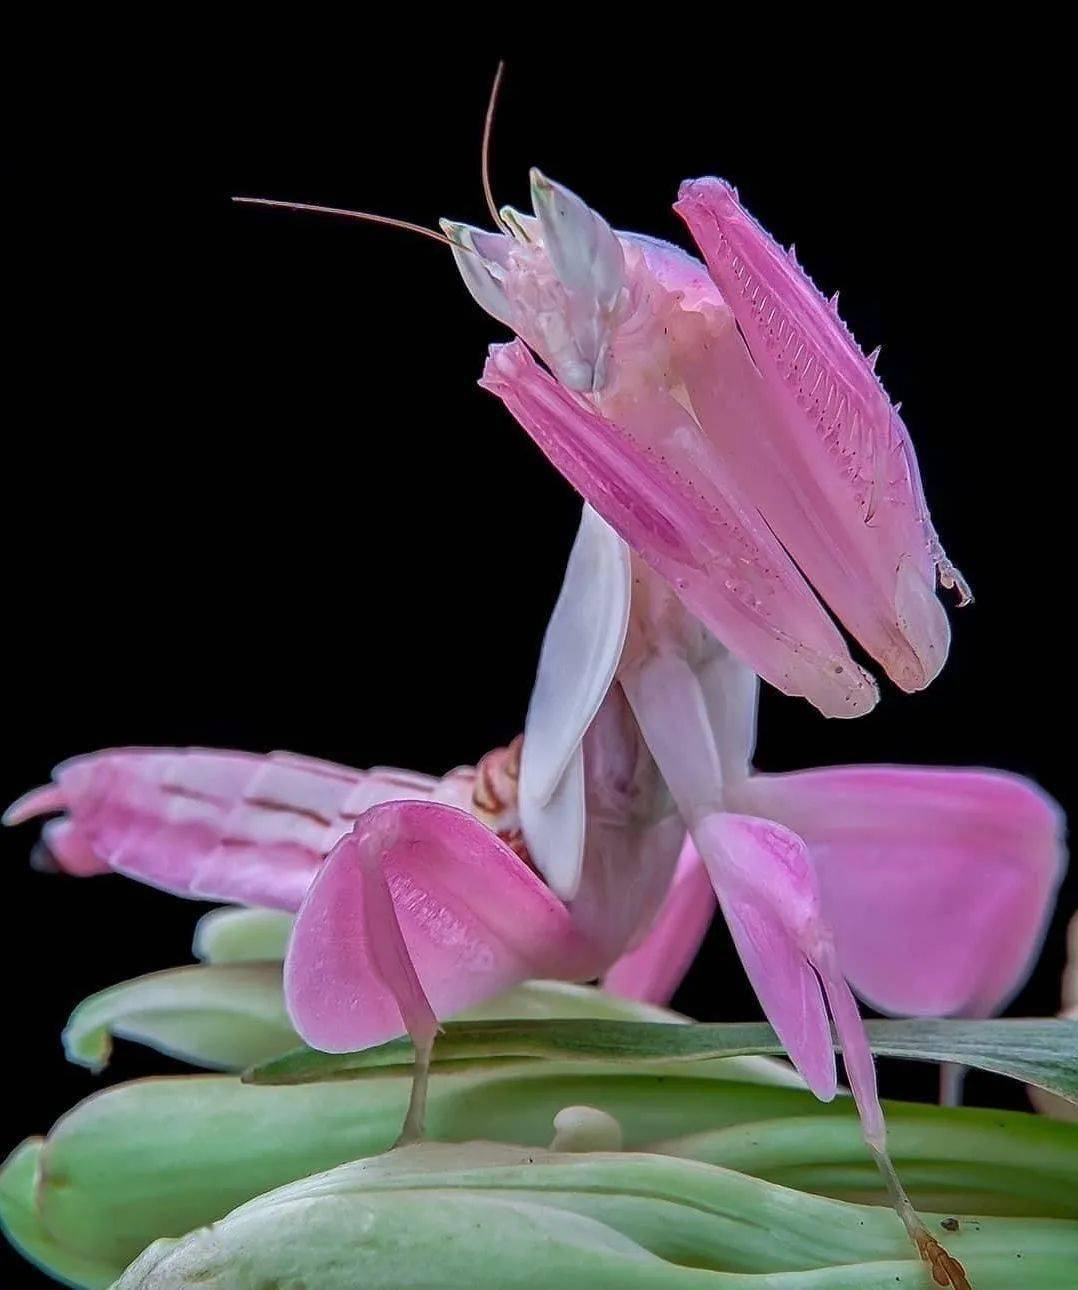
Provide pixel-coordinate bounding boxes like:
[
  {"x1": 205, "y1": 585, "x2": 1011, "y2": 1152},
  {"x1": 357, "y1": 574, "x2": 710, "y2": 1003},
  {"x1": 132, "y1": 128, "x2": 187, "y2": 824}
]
[
  {"x1": 602, "y1": 838, "x2": 715, "y2": 1005},
  {"x1": 675, "y1": 178, "x2": 966, "y2": 694},
  {"x1": 285, "y1": 800, "x2": 600, "y2": 1052},
  {"x1": 734, "y1": 766, "x2": 1066, "y2": 1018},
  {"x1": 4, "y1": 748, "x2": 450, "y2": 911},
  {"x1": 481, "y1": 340, "x2": 876, "y2": 718},
  {"x1": 456, "y1": 171, "x2": 967, "y2": 714}
]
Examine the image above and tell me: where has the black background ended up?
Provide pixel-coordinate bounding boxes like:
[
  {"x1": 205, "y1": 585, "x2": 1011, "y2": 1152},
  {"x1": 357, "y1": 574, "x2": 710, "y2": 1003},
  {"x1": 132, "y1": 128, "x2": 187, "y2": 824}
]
[{"x1": 3, "y1": 37, "x2": 1073, "y2": 1283}]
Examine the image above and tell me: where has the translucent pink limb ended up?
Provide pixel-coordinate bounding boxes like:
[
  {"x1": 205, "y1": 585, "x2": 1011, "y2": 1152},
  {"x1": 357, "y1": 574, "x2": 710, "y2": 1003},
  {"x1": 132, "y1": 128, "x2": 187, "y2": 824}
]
[
  {"x1": 602, "y1": 837, "x2": 716, "y2": 1005},
  {"x1": 566, "y1": 683, "x2": 686, "y2": 969},
  {"x1": 288, "y1": 817, "x2": 439, "y2": 1144},
  {"x1": 284, "y1": 800, "x2": 600, "y2": 1055},
  {"x1": 3, "y1": 748, "x2": 446, "y2": 911},
  {"x1": 692, "y1": 813, "x2": 840, "y2": 1099},
  {"x1": 480, "y1": 339, "x2": 877, "y2": 718},
  {"x1": 691, "y1": 811, "x2": 967, "y2": 1283},
  {"x1": 733, "y1": 765, "x2": 1066, "y2": 1018},
  {"x1": 676, "y1": 178, "x2": 967, "y2": 695},
  {"x1": 814, "y1": 942, "x2": 967, "y2": 1285}
]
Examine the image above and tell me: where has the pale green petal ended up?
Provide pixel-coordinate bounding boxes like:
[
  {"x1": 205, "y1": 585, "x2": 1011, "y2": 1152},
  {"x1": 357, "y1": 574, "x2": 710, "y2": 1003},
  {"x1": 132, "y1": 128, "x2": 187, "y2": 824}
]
[
  {"x1": 22, "y1": 1070, "x2": 829, "y2": 1272},
  {"x1": 16, "y1": 1067, "x2": 1078, "y2": 1281},
  {"x1": 192, "y1": 907, "x2": 293, "y2": 964},
  {"x1": 63, "y1": 964, "x2": 298, "y2": 1072},
  {"x1": 112, "y1": 1142, "x2": 1078, "y2": 1288},
  {"x1": 0, "y1": 1139, "x2": 120, "y2": 1288},
  {"x1": 208, "y1": 1141, "x2": 1078, "y2": 1272},
  {"x1": 115, "y1": 1192, "x2": 687, "y2": 1289},
  {"x1": 654, "y1": 1106, "x2": 1078, "y2": 1219}
]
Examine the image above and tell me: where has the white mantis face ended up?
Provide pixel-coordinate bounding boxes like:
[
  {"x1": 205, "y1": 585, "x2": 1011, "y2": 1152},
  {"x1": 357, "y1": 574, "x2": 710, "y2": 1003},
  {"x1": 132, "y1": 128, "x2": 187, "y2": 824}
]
[{"x1": 442, "y1": 169, "x2": 732, "y2": 404}]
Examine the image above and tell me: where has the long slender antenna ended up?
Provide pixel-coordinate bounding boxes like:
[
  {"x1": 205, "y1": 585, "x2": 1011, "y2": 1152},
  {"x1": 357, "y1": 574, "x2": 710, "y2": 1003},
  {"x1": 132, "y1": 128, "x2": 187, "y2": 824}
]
[
  {"x1": 231, "y1": 196, "x2": 459, "y2": 250},
  {"x1": 482, "y1": 61, "x2": 508, "y2": 231}
]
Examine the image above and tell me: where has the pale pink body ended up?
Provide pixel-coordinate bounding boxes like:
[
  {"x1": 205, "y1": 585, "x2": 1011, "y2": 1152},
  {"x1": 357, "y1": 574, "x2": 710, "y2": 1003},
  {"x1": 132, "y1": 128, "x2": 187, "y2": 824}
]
[
  {"x1": 5, "y1": 701, "x2": 685, "y2": 1051},
  {"x1": 7, "y1": 513, "x2": 1063, "y2": 1098},
  {"x1": 450, "y1": 172, "x2": 968, "y2": 717},
  {"x1": 438, "y1": 168, "x2": 1063, "y2": 1161},
  {"x1": 509, "y1": 506, "x2": 1064, "y2": 1146},
  {"x1": 6, "y1": 172, "x2": 1064, "y2": 1180}
]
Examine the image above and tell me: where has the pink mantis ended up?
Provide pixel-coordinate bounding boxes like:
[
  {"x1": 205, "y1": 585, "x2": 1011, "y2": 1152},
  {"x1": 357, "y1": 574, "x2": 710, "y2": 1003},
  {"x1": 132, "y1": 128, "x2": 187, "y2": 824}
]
[
  {"x1": 4, "y1": 503, "x2": 1062, "y2": 1282},
  {"x1": 6, "y1": 73, "x2": 1067, "y2": 1287},
  {"x1": 510, "y1": 504, "x2": 1062, "y2": 1273},
  {"x1": 453, "y1": 167, "x2": 971, "y2": 718},
  {"x1": 5, "y1": 509, "x2": 1062, "y2": 1108}
]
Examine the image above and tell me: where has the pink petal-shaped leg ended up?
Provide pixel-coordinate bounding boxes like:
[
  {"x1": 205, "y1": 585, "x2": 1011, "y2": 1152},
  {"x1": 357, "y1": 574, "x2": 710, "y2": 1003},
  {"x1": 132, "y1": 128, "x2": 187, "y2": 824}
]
[
  {"x1": 3, "y1": 748, "x2": 447, "y2": 911},
  {"x1": 602, "y1": 837, "x2": 716, "y2": 1006},
  {"x1": 733, "y1": 766, "x2": 1066, "y2": 1017},
  {"x1": 675, "y1": 178, "x2": 967, "y2": 695},
  {"x1": 286, "y1": 815, "x2": 439, "y2": 1143},
  {"x1": 284, "y1": 799, "x2": 600, "y2": 1054},
  {"x1": 815, "y1": 943, "x2": 967, "y2": 1287},
  {"x1": 693, "y1": 811, "x2": 967, "y2": 1284},
  {"x1": 692, "y1": 813, "x2": 841, "y2": 1101},
  {"x1": 480, "y1": 340, "x2": 877, "y2": 718}
]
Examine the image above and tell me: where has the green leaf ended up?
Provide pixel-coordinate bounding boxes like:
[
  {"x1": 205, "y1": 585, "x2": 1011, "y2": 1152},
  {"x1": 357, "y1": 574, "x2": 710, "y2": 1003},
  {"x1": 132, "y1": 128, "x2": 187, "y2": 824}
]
[
  {"x1": 192, "y1": 906, "x2": 293, "y2": 964},
  {"x1": 7, "y1": 1067, "x2": 1077, "y2": 1284},
  {"x1": 63, "y1": 973, "x2": 693, "y2": 1078},
  {"x1": 653, "y1": 1105, "x2": 1078, "y2": 1219},
  {"x1": 63, "y1": 963, "x2": 299, "y2": 1072},
  {"x1": 0, "y1": 1139, "x2": 120, "y2": 1288},
  {"x1": 116, "y1": 1191, "x2": 690, "y2": 1290},
  {"x1": 112, "y1": 1141, "x2": 1078, "y2": 1289},
  {"x1": 6, "y1": 1062, "x2": 813, "y2": 1277},
  {"x1": 248, "y1": 1017, "x2": 1078, "y2": 1106}
]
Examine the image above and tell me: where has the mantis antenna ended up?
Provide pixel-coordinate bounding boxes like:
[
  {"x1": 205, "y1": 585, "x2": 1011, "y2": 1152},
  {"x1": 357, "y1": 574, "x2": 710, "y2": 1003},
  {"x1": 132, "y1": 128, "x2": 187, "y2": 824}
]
[
  {"x1": 234, "y1": 63, "x2": 513, "y2": 251},
  {"x1": 231, "y1": 197, "x2": 461, "y2": 249},
  {"x1": 482, "y1": 61, "x2": 509, "y2": 232}
]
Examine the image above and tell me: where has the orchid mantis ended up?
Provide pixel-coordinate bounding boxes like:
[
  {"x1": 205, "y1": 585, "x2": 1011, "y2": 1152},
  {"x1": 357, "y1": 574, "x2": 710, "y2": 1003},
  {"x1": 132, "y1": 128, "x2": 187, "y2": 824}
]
[
  {"x1": 237, "y1": 96, "x2": 968, "y2": 721},
  {"x1": 3, "y1": 670, "x2": 690, "y2": 1143},
  {"x1": 6, "y1": 77, "x2": 1066, "y2": 1288},
  {"x1": 515, "y1": 505, "x2": 1062, "y2": 1286},
  {"x1": 4, "y1": 502, "x2": 1062, "y2": 1280},
  {"x1": 6, "y1": 508, "x2": 1061, "y2": 1081},
  {"x1": 453, "y1": 168, "x2": 969, "y2": 719}
]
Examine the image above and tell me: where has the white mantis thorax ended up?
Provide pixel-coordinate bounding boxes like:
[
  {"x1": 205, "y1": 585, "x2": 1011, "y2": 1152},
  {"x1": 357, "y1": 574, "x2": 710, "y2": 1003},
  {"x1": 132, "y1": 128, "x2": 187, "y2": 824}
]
[{"x1": 518, "y1": 504, "x2": 759, "y2": 900}]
